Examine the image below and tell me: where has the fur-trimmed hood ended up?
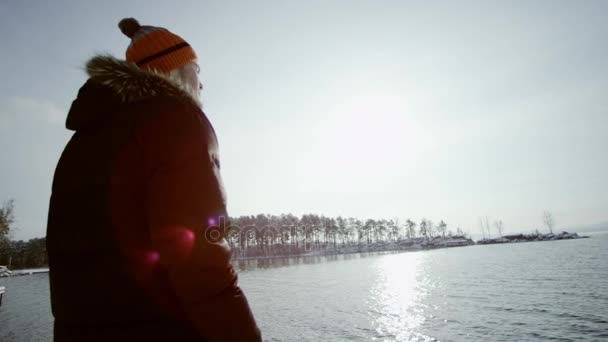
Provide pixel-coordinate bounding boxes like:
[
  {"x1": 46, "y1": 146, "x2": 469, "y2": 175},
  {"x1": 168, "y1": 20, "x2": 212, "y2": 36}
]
[
  {"x1": 85, "y1": 55, "x2": 200, "y2": 104},
  {"x1": 66, "y1": 55, "x2": 200, "y2": 131}
]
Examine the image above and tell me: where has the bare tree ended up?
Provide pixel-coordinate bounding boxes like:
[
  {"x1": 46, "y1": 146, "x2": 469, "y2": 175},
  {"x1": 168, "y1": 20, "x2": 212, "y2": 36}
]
[
  {"x1": 437, "y1": 220, "x2": 447, "y2": 238},
  {"x1": 494, "y1": 219, "x2": 504, "y2": 237},
  {"x1": 543, "y1": 211, "x2": 554, "y2": 234},
  {"x1": 484, "y1": 216, "x2": 492, "y2": 239},
  {"x1": 419, "y1": 219, "x2": 428, "y2": 240},
  {"x1": 456, "y1": 227, "x2": 465, "y2": 237},
  {"x1": 427, "y1": 220, "x2": 435, "y2": 239},
  {"x1": 390, "y1": 218, "x2": 401, "y2": 242},
  {"x1": 0, "y1": 199, "x2": 15, "y2": 240},
  {"x1": 0, "y1": 199, "x2": 16, "y2": 266},
  {"x1": 405, "y1": 219, "x2": 416, "y2": 239}
]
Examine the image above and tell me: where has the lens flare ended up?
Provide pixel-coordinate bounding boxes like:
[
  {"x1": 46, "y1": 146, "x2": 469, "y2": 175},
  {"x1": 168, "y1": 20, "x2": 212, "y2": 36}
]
[{"x1": 145, "y1": 250, "x2": 160, "y2": 264}]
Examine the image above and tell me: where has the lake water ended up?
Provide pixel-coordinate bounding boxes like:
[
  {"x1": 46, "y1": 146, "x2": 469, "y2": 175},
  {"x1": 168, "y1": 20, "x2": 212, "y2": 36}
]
[{"x1": 1, "y1": 232, "x2": 607, "y2": 341}]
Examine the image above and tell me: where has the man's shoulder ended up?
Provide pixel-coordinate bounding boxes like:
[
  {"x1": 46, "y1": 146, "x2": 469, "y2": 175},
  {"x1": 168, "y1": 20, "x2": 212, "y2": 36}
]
[
  {"x1": 128, "y1": 95, "x2": 205, "y2": 129},
  {"x1": 130, "y1": 95, "x2": 217, "y2": 145},
  {"x1": 135, "y1": 94, "x2": 200, "y2": 117}
]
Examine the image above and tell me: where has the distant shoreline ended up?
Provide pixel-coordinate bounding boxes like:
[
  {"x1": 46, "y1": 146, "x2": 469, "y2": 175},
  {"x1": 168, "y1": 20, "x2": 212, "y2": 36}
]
[
  {"x1": 230, "y1": 231, "x2": 588, "y2": 261},
  {"x1": 476, "y1": 231, "x2": 587, "y2": 245},
  {"x1": 0, "y1": 233, "x2": 590, "y2": 276},
  {"x1": 231, "y1": 236, "x2": 474, "y2": 261}
]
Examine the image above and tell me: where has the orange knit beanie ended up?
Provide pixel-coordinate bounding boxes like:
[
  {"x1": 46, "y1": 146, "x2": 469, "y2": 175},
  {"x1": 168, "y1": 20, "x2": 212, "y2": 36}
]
[{"x1": 118, "y1": 18, "x2": 197, "y2": 73}]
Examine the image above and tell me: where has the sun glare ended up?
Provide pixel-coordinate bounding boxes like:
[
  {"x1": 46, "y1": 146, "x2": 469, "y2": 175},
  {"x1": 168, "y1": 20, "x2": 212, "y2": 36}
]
[{"x1": 322, "y1": 91, "x2": 423, "y2": 173}]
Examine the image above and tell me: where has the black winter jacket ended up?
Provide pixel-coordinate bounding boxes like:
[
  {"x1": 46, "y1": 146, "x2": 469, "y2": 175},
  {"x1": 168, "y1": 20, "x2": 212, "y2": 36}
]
[{"x1": 47, "y1": 56, "x2": 261, "y2": 341}]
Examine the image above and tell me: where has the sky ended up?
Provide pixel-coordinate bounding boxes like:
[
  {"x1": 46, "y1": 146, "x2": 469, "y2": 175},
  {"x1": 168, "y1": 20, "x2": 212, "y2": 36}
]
[{"x1": 1, "y1": 0, "x2": 607, "y2": 240}]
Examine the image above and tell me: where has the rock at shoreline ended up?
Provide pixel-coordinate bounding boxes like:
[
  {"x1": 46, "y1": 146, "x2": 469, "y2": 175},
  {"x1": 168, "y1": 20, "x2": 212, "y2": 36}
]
[
  {"x1": 0, "y1": 266, "x2": 13, "y2": 278},
  {"x1": 477, "y1": 231, "x2": 586, "y2": 245}
]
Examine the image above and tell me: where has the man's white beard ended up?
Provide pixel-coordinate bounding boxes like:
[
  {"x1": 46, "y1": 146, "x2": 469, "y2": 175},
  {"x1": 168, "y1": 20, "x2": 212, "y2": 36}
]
[{"x1": 167, "y1": 69, "x2": 203, "y2": 109}]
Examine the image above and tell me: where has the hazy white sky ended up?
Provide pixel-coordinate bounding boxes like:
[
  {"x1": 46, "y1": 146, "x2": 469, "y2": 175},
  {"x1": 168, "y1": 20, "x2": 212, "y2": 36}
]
[{"x1": 1, "y1": 0, "x2": 607, "y2": 240}]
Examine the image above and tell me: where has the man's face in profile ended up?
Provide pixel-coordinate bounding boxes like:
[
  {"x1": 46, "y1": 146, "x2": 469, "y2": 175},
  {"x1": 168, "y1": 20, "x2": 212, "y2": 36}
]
[{"x1": 181, "y1": 61, "x2": 202, "y2": 94}]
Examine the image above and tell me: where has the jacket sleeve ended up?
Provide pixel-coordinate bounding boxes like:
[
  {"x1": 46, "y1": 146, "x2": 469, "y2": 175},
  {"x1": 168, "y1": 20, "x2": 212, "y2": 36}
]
[{"x1": 136, "y1": 100, "x2": 261, "y2": 341}]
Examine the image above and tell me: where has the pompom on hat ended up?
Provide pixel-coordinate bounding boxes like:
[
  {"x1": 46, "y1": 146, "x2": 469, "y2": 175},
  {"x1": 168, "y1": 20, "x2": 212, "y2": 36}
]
[{"x1": 118, "y1": 18, "x2": 197, "y2": 73}]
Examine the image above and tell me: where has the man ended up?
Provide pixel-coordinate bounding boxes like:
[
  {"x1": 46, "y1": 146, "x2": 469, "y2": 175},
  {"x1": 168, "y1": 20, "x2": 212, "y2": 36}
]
[{"x1": 47, "y1": 18, "x2": 261, "y2": 341}]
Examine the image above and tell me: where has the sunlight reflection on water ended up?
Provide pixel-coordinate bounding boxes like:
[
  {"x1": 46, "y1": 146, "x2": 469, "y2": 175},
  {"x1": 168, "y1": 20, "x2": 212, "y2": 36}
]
[{"x1": 370, "y1": 252, "x2": 436, "y2": 342}]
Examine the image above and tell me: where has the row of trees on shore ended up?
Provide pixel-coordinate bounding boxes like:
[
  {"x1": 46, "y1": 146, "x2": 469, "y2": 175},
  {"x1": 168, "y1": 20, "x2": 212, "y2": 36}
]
[
  {"x1": 1, "y1": 200, "x2": 48, "y2": 269},
  {"x1": 224, "y1": 214, "x2": 469, "y2": 258},
  {"x1": 0, "y1": 237, "x2": 48, "y2": 269},
  {"x1": 226, "y1": 214, "x2": 466, "y2": 246},
  {"x1": 1, "y1": 200, "x2": 49, "y2": 269}
]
